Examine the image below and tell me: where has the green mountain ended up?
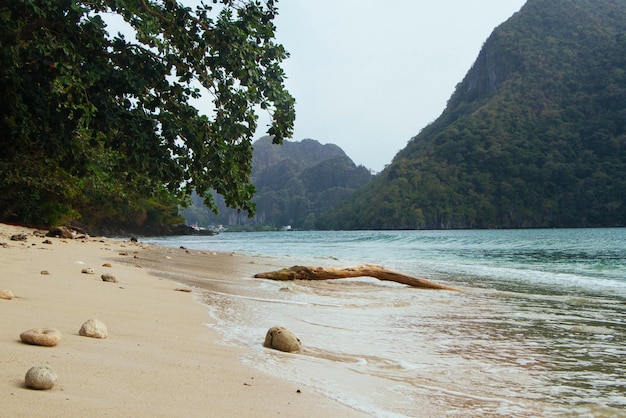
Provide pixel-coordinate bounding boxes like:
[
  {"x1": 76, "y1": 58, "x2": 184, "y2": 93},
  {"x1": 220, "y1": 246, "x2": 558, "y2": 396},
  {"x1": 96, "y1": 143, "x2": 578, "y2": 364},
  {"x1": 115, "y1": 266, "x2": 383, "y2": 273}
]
[
  {"x1": 320, "y1": 0, "x2": 626, "y2": 229},
  {"x1": 181, "y1": 137, "x2": 372, "y2": 229}
]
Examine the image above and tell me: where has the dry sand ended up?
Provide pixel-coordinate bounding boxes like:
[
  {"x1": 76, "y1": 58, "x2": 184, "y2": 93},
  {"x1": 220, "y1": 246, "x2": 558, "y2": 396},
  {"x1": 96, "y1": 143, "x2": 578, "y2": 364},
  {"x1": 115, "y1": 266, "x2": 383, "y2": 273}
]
[{"x1": 0, "y1": 223, "x2": 365, "y2": 417}]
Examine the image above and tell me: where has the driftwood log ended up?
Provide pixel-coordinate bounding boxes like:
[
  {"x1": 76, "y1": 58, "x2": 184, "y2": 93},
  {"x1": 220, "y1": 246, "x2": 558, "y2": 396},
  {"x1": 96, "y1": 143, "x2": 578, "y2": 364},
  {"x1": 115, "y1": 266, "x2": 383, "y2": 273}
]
[{"x1": 254, "y1": 264, "x2": 458, "y2": 290}]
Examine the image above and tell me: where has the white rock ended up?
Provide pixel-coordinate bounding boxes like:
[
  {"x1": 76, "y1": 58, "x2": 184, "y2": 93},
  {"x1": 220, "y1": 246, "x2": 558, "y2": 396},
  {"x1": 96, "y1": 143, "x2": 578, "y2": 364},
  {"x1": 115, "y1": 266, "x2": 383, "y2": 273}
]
[{"x1": 79, "y1": 319, "x2": 108, "y2": 339}]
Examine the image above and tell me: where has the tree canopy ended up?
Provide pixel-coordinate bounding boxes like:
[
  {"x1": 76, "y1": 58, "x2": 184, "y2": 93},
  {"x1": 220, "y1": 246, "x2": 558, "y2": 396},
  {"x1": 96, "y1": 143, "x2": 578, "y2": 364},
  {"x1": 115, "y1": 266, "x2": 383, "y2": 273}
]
[{"x1": 0, "y1": 0, "x2": 295, "y2": 231}]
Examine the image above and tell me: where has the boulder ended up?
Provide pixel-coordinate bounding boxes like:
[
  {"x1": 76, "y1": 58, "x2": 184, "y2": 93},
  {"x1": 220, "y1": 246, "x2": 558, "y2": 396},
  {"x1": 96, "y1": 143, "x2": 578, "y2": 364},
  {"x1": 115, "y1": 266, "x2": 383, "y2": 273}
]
[
  {"x1": 20, "y1": 328, "x2": 62, "y2": 347},
  {"x1": 263, "y1": 326, "x2": 301, "y2": 353},
  {"x1": 79, "y1": 319, "x2": 108, "y2": 339},
  {"x1": 0, "y1": 289, "x2": 14, "y2": 300},
  {"x1": 10, "y1": 234, "x2": 28, "y2": 241},
  {"x1": 25, "y1": 365, "x2": 57, "y2": 390}
]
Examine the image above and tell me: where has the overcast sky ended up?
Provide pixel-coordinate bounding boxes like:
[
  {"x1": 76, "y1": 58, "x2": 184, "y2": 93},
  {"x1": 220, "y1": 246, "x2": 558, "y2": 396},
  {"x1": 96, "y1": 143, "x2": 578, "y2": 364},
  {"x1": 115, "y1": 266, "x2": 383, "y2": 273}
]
[{"x1": 255, "y1": 0, "x2": 527, "y2": 171}]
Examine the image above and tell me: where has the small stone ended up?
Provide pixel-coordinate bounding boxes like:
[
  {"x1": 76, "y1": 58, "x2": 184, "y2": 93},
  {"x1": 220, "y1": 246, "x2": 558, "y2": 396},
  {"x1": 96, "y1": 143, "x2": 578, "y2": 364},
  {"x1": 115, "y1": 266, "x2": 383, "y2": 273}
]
[
  {"x1": 0, "y1": 289, "x2": 14, "y2": 300},
  {"x1": 263, "y1": 326, "x2": 302, "y2": 353},
  {"x1": 10, "y1": 234, "x2": 28, "y2": 241},
  {"x1": 118, "y1": 252, "x2": 129, "y2": 256},
  {"x1": 40, "y1": 270, "x2": 50, "y2": 275},
  {"x1": 102, "y1": 263, "x2": 112, "y2": 268},
  {"x1": 81, "y1": 267, "x2": 95, "y2": 274},
  {"x1": 79, "y1": 319, "x2": 108, "y2": 339},
  {"x1": 42, "y1": 239, "x2": 53, "y2": 245},
  {"x1": 101, "y1": 273, "x2": 118, "y2": 283},
  {"x1": 174, "y1": 288, "x2": 192, "y2": 293},
  {"x1": 25, "y1": 365, "x2": 57, "y2": 390}
]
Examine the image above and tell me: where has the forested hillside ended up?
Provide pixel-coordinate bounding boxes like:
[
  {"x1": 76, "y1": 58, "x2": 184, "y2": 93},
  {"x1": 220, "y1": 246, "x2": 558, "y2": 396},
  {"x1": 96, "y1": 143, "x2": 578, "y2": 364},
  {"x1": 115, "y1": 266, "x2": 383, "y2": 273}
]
[
  {"x1": 181, "y1": 137, "x2": 371, "y2": 229},
  {"x1": 321, "y1": 0, "x2": 626, "y2": 229}
]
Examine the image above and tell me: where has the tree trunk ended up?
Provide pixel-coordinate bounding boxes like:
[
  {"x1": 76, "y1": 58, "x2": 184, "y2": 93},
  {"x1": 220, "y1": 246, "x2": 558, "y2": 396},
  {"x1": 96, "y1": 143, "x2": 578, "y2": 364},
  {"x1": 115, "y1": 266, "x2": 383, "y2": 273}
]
[{"x1": 254, "y1": 264, "x2": 458, "y2": 290}]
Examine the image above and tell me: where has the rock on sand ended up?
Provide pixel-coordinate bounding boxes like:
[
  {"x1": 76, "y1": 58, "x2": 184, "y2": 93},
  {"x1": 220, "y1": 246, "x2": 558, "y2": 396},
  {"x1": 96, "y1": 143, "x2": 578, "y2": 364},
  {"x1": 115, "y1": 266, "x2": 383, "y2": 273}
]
[
  {"x1": 101, "y1": 273, "x2": 118, "y2": 283},
  {"x1": 79, "y1": 319, "x2": 108, "y2": 339},
  {"x1": 25, "y1": 365, "x2": 58, "y2": 390},
  {"x1": 263, "y1": 326, "x2": 302, "y2": 353},
  {"x1": 19, "y1": 328, "x2": 62, "y2": 347}
]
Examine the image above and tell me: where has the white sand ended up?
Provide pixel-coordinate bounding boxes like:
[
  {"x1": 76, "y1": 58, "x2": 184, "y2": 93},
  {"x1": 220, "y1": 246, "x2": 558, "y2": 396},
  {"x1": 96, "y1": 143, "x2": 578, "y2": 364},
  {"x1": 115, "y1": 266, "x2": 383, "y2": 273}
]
[{"x1": 0, "y1": 223, "x2": 365, "y2": 417}]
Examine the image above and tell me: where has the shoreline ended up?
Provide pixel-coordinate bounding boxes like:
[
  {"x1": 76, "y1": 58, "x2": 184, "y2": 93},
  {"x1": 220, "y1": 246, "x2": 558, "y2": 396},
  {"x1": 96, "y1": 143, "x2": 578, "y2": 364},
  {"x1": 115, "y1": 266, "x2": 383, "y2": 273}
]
[{"x1": 0, "y1": 223, "x2": 366, "y2": 417}]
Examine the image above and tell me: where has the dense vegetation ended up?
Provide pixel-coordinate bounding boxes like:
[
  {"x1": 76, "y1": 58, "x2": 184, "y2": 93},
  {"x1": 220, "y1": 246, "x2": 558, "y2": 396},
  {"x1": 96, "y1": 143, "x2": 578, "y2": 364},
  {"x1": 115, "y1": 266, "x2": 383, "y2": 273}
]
[
  {"x1": 0, "y1": 0, "x2": 294, "y2": 233},
  {"x1": 181, "y1": 137, "x2": 372, "y2": 230},
  {"x1": 321, "y1": 0, "x2": 626, "y2": 229}
]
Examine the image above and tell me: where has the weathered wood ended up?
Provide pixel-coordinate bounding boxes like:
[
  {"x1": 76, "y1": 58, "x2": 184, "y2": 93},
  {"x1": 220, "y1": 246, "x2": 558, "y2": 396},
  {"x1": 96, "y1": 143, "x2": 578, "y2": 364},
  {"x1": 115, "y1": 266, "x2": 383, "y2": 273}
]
[{"x1": 254, "y1": 264, "x2": 458, "y2": 290}]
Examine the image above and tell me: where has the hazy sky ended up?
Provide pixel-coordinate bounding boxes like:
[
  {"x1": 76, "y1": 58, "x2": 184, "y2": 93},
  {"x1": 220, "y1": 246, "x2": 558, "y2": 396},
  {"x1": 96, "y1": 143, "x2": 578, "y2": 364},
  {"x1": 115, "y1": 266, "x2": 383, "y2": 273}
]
[
  {"x1": 255, "y1": 0, "x2": 527, "y2": 171},
  {"x1": 104, "y1": 1, "x2": 527, "y2": 172}
]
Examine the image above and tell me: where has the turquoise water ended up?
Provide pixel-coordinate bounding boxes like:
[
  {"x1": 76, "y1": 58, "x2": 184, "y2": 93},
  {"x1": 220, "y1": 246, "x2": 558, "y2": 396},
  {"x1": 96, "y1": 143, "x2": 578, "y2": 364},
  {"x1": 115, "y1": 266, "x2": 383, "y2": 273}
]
[{"x1": 146, "y1": 229, "x2": 626, "y2": 417}]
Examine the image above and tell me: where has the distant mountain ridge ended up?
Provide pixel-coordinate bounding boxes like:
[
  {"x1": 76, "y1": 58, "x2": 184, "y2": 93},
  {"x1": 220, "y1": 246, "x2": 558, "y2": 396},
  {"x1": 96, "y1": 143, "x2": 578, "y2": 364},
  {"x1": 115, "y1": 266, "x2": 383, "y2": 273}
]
[
  {"x1": 321, "y1": 0, "x2": 626, "y2": 229},
  {"x1": 252, "y1": 136, "x2": 346, "y2": 173},
  {"x1": 181, "y1": 137, "x2": 371, "y2": 229}
]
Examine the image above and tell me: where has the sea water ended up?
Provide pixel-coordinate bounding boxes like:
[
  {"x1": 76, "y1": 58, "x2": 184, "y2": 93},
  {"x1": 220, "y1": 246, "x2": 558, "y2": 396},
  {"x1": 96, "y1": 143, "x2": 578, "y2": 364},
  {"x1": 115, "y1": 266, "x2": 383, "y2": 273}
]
[{"x1": 145, "y1": 229, "x2": 626, "y2": 417}]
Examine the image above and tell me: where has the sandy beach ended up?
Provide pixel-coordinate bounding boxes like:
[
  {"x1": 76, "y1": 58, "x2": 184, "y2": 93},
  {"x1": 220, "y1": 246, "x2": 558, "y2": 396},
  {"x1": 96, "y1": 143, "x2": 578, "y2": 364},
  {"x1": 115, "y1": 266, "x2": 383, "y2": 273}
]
[{"x1": 0, "y1": 223, "x2": 365, "y2": 417}]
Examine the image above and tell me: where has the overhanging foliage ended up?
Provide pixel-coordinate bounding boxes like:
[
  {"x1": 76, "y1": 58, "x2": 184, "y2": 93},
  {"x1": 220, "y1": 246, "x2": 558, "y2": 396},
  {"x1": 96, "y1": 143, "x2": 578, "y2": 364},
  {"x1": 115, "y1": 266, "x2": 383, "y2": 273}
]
[{"x1": 0, "y1": 0, "x2": 295, "y2": 229}]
